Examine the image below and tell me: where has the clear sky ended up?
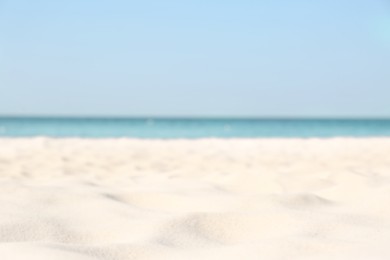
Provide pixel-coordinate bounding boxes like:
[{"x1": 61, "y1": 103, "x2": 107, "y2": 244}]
[{"x1": 1, "y1": 0, "x2": 390, "y2": 117}]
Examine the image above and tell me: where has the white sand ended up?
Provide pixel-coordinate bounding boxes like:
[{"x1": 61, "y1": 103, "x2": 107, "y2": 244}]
[{"x1": 0, "y1": 138, "x2": 390, "y2": 259}]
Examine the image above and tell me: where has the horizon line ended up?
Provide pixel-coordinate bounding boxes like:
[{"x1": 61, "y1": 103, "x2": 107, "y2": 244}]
[{"x1": 1, "y1": 115, "x2": 390, "y2": 120}]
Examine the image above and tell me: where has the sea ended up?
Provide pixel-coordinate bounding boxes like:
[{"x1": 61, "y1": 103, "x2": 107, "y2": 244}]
[{"x1": 0, "y1": 117, "x2": 390, "y2": 138}]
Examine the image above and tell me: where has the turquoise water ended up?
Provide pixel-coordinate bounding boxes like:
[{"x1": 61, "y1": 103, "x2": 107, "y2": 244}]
[{"x1": 0, "y1": 117, "x2": 390, "y2": 138}]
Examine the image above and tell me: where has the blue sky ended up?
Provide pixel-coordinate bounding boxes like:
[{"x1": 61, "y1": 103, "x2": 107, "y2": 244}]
[{"x1": 1, "y1": 0, "x2": 390, "y2": 117}]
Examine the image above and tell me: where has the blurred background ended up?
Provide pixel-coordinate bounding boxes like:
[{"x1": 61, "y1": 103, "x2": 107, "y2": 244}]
[{"x1": 0, "y1": 0, "x2": 389, "y2": 137}]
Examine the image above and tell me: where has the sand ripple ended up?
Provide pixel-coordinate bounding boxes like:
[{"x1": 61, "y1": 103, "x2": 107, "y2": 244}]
[{"x1": 0, "y1": 138, "x2": 390, "y2": 259}]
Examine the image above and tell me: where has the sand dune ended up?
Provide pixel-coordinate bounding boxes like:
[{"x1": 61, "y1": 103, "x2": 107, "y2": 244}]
[{"x1": 0, "y1": 138, "x2": 390, "y2": 259}]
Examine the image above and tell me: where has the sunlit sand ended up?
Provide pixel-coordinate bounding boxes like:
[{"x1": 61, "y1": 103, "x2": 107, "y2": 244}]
[{"x1": 0, "y1": 138, "x2": 390, "y2": 259}]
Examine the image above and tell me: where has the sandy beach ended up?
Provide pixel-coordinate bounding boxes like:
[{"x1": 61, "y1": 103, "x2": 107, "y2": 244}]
[{"x1": 0, "y1": 138, "x2": 390, "y2": 259}]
